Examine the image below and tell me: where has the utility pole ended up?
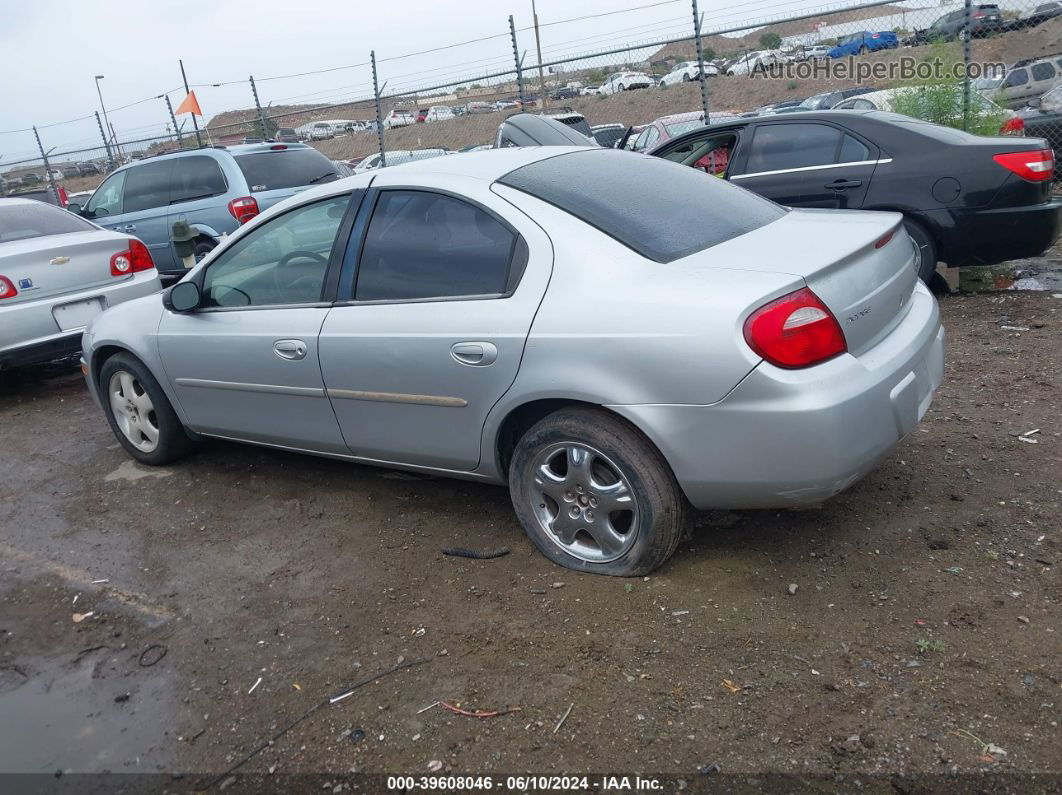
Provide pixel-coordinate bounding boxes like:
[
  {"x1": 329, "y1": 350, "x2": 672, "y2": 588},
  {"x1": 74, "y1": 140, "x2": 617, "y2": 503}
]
[
  {"x1": 32, "y1": 127, "x2": 59, "y2": 206},
  {"x1": 961, "y1": 0, "x2": 972, "y2": 130},
  {"x1": 371, "y1": 50, "x2": 387, "y2": 168},
  {"x1": 249, "y1": 75, "x2": 269, "y2": 139},
  {"x1": 94, "y1": 111, "x2": 113, "y2": 167},
  {"x1": 531, "y1": 0, "x2": 547, "y2": 108},
  {"x1": 691, "y1": 0, "x2": 711, "y2": 123},
  {"x1": 179, "y1": 59, "x2": 204, "y2": 147},
  {"x1": 94, "y1": 76, "x2": 114, "y2": 166},
  {"x1": 509, "y1": 15, "x2": 526, "y2": 106},
  {"x1": 162, "y1": 95, "x2": 182, "y2": 143}
]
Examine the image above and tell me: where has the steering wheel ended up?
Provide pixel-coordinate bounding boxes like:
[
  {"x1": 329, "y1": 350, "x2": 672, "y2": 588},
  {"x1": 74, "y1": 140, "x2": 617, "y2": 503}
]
[{"x1": 272, "y1": 250, "x2": 328, "y2": 294}]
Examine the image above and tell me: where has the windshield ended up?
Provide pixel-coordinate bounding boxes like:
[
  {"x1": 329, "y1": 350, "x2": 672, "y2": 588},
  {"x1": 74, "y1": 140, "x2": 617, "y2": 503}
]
[{"x1": 234, "y1": 148, "x2": 338, "y2": 192}]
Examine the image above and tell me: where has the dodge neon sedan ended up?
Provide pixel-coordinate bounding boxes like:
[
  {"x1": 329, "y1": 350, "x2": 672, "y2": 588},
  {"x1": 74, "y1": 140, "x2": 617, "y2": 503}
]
[{"x1": 82, "y1": 148, "x2": 944, "y2": 576}]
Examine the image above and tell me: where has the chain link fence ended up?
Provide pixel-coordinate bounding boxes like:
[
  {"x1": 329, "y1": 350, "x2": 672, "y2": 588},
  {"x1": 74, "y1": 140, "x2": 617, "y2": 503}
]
[{"x1": 2, "y1": 0, "x2": 1059, "y2": 203}]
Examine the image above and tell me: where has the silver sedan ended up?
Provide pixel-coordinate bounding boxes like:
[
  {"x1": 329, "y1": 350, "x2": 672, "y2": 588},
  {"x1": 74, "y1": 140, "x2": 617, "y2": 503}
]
[
  {"x1": 1, "y1": 198, "x2": 161, "y2": 370},
  {"x1": 82, "y1": 148, "x2": 944, "y2": 576}
]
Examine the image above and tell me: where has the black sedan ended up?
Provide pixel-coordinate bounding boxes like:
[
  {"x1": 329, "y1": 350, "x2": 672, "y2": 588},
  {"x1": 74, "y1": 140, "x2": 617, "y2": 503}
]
[{"x1": 647, "y1": 110, "x2": 1061, "y2": 281}]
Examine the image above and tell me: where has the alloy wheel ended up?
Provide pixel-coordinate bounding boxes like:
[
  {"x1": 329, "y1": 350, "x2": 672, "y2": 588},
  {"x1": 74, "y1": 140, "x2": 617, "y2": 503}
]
[{"x1": 108, "y1": 370, "x2": 160, "y2": 453}]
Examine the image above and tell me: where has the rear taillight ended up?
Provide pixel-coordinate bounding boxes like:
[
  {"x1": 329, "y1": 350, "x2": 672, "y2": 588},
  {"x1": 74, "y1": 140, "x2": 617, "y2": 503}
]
[
  {"x1": 743, "y1": 287, "x2": 847, "y2": 369},
  {"x1": 999, "y1": 117, "x2": 1025, "y2": 136},
  {"x1": 57, "y1": 185, "x2": 69, "y2": 207},
  {"x1": 875, "y1": 230, "x2": 895, "y2": 249},
  {"x1": 227, "y1": 196, "x2": 260, "y2": 224},
  {"x1": 0, "y1": 275, "x2": 17, "y2": 300},
  {"x1": 269, "y1": 144, "x2": 287, "y2": 150},
  {"x1": 992, "y1": 148, "x2": 1053, "y2": 182},
  {"x1": 110, "y1": 239, "x2": 156, "y2": 276}
]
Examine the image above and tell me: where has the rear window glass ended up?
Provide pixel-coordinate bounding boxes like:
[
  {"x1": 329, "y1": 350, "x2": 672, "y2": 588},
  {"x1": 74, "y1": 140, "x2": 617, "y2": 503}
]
[
  {"x1": 234, "y1": 148, "x2": 338, "y2": 192},
  {"x1": 497, "y1": 150, "x2": 785, "y2": 264},
  {"x1": 0, "y1": 201, "x2": 95, "y2": 243}
]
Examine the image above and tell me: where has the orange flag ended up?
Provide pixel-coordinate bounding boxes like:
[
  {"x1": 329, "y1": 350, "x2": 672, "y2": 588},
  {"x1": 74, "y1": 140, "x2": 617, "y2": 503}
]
[{"x1": 174, "y1": 90, "x2": 203, "y2": 116}]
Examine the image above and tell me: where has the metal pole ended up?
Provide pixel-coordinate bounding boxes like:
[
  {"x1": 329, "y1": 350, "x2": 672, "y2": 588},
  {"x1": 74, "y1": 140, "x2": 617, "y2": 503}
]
[
  {"x1": 94, "y1": 110, "x2": 113, "y2": 168},
  {"x1": 961, "y1": 0, "x2": 972, "y2": 131},
  {"x1": 371, "y1": 50, "x2": 387, "y2": 168},
  {"x1": 691, "y1": 0, "x2": 710, "y2": 124},
  {"x1": 163, "y1": 95, "x2": 182, "y2": 143},
  {"x1": 249, "y1": 75, "x2": 269, "y2": 139},
  {"x1": 180, "y1": 59, "x2": 204, "y2": 147},
  {"x1": 109, "y1": 122, "x2": 123, "y2": 160},
  {"x1": 531, "y1": 0, "x2": 547, "y2": 108},
  {"x1": 32, "y1": 127, "x2": 59, "y2": 206},
  {"x1": 94, "y1": 76, "x2": 114, "y2": 166},
  {"x1": 509, "y1": 15, "x2": 526, "y2": 107}
]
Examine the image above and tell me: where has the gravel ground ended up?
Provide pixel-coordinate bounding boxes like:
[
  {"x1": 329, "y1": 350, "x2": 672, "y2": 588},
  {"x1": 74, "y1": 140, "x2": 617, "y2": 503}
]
[{"x1": 0, "y1": 290, "x2": 1060, "y2": 788}]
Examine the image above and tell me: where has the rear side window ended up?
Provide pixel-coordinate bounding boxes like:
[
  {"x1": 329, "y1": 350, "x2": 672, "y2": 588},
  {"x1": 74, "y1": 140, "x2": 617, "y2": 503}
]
[
  {"x1": 123, "y1": 161, "x2": 173, "y2": 213},
  {"x1": 234, "y1": 148, "x2": 338, "y2": 192},
  {"x1": 0, "y1": 201, "x2": 95, "y2": 243},
  {"x1": 839, "y1": 134, "x2": 870, "y2": 162},
  {"x1": 744, "y1": 123, "x2": 841, "y2": 173},
  {"x1": 170, "y1": 156, "x2": 227, "y2": 204},
  {"x1": 355, "y1": 191, "x2": 517, "y2": 301},
  {"x1": 1031, "y1": 62, "x2": 1056, "y2": 81},
  {"x1": 497, "y1": 150, "x2": 785, "y2": 264}
]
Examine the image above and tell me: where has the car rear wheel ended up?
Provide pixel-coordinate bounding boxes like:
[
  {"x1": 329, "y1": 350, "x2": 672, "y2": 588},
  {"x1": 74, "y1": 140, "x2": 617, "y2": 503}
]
[
  {"x1": 99, "y1": 352, "x2": 194, "y2": 466},
  {"x1": 509, "y1": 407, "x2": 686, "y2": 576},
  {"x1": 194, "y1": 239, "x2": 217, "y2": 262},
  {"x1": 903, "y1": 217, "x2": 938, "y2": 284}
]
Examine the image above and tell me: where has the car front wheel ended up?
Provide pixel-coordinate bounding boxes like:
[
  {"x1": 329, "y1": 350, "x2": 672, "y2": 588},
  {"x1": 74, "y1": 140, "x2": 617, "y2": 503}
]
[
  {"x1": 509, "y1": 407, "x2": 686, "y2": 576},
  {"x1": 99, "y1": 352, "x2": 194, "y2": 466}
]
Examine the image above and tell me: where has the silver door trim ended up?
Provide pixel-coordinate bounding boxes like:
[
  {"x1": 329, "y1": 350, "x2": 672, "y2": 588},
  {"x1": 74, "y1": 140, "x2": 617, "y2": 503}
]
[
  {"x1": 731, "y1": 158, "x2": 892, "y2": 181},
  {"x1": 325, "y1": 388, "x2": 468, "y2": 408},
  {"x1": 174, "y1": 377, "x2": 326, "y2": 398}
]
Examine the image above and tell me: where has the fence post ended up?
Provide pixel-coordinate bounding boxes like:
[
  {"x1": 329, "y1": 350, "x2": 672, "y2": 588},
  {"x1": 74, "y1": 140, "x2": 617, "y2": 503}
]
[
  {"x1": 249, "y1": 75, "x2": 269, "y2": 139},
  {"x1": 509, "y1": 15, "x2": 526, "y2": 107},
  {"x1": 961, "y1": 0, "x2": 972, "y2": 131},
  {"x1": 371, "y1": 50, "x2": 387, "y2": 168},
  {"x1": 163, "y1": 95, "x2": 182, "y2": 143},
  {"x1": 691, "y1": 0, "x2": 710, "y2": 123},
  {"x1": 32, "y1": 126, "x2": 59, "y2": 205},
  {"x1": 94, "y1": 111, "x2": 113, "y2": 168}
]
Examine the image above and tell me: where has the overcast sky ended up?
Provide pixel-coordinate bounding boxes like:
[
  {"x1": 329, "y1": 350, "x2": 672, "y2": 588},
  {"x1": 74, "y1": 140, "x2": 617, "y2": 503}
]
[{"x1": 1, "y1": 0, "x2": 849, "y2": 162}]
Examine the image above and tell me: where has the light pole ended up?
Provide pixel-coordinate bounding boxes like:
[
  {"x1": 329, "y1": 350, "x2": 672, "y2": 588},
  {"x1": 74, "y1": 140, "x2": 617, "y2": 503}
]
[{"x1": 94, "y1": 75, "x2": 115, "y2": 165}]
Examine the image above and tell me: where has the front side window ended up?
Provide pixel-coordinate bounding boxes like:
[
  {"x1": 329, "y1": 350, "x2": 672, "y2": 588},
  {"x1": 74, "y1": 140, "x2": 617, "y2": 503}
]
[
  {"x1": 660, "y1": 132, "x2": 737, "y2": 177},
  {"x1": 122, "y1": 161, "x2": 174, "y2": 213},
  {"x1": 1004, "y1": 69, "x2": 1029, "y2": 87},
  {"x1": 85, "y1": 171, "x2": 126, "y2": 217},
  {"x1": 744, "y1": 123, "x2": 842, "y2": 173},
  {"x1": 202, "y1": 194, "x2": 350, "y2": 308},
  {"x1": 170, "y1": 156, "x2": 227, "y2": 204},
  {"x1": 355, "y1": 191, "x2": 517, "y2": 302}
]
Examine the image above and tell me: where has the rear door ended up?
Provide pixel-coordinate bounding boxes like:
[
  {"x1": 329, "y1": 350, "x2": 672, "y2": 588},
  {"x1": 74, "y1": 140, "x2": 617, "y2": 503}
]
[
  {"x1": 166, "y1": 154, "x2": 231, "y2": 268},
  {"x1": 317, "y1": 177, "x2": 553, "y2": 471},
  {"x1": 729, "y1": 120, "x2": 879, "y2": 209},
  {"x1": 111, "y1": 160, "x2": 178, "y2": 271}
]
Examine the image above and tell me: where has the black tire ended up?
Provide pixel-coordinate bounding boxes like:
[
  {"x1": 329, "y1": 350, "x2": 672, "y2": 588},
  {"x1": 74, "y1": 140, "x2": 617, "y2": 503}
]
[
  {"x1": 682, "y1": 73, "x2": 691, "y2": 82},
  {"x1": 903, "y1": 217, "x2": 938, "y2": 284},
  {"x1": 98, "y1": 352, "x2": 194, "y2": 466},
  {"x1": 194, "y1": 239, "x2": 217, "y2": 262},
  {"x1": 509, "y1": 407, "x2": 687, "y2": 577}
]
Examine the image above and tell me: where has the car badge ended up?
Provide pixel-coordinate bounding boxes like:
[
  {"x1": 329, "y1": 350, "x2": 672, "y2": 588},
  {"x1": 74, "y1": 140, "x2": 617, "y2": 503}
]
[
  {"x1": 18, "y1": 278, "x2": 33, "y2": 289},
  {"x1": 50, "y1": 256, "x2": 70, "y2": 265}
]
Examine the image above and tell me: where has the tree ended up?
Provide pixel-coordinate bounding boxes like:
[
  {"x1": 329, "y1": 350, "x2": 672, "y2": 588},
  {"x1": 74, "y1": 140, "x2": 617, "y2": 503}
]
[
  {"x1": 702, "y1": 47, "x2": 716, "y2": 61},
  {"x1": 759, "y1": 32, "x2": 782, "y2": 50}
]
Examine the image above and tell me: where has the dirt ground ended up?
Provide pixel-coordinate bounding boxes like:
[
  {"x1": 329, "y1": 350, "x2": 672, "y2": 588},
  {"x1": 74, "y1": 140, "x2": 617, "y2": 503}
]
[{"x1": 1, "y1": 285, "x2": 1061, "y2": 789}]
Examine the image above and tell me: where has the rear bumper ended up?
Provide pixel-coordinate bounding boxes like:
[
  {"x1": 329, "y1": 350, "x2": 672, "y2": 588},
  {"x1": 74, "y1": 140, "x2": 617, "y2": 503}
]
[
  {"x1": 931, "y1": 197, "x2": 1062, "y2": 267},
  {"x1": 0, "y1": 271, "x2": 161, "y2": 370},
  {"x1": 611, "y1": 282, "x2": 944, "y2": 510}
]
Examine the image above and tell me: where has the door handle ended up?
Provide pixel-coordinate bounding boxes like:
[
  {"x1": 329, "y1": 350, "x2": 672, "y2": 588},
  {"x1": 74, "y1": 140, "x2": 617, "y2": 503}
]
[
  {"x1": 121, "y1": 224, "x2": 137, "y2": 232},
  {"x1": 273, "y1": 339, "x2": 308, "y2": 360},
  {"x1": 825, "y1": 179, "x2": 862, "y2": 190},
  {"x1": 451, "y1": 341, "x2": 498, "y2": 366}
]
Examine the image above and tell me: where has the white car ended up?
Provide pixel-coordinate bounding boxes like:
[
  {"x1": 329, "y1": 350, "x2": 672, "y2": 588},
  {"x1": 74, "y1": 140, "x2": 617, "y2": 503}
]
[
  {"x1": 352, "y1": 148, "x2": 451, "y2": 173},
  {"x1": 658, "y1": 61, "x2": 719, "y2": 87},
  {"x1": 831, "y1": 86, "x2": 1022, "y2": 132},
  {"x1": 382, "y1": 110, "x2": 415, "y2": 130},
  {"x1": 598, "y1": 72, "x2": 654, "y2": 96},
  {"x1": 424, "y1": 106, "x2": 455, "y2": 123},
  {"x1": 580, "y1": 85, "x2": 601, "y2": 96},
  {"x1": 801, "y1": 44, "x2": 831, "y2": 60},
  {"x1": 726, "y1": 51, "x2": 784, "y2": 76},
  {"x1": 307, "y1": 122, "x2": 334, "y2": 140}
]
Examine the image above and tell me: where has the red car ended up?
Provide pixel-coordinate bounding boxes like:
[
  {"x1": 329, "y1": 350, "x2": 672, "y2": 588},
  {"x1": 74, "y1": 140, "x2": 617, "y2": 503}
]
[{"x1": 416, "y1": 108, "x2": 428, "y2": 123}]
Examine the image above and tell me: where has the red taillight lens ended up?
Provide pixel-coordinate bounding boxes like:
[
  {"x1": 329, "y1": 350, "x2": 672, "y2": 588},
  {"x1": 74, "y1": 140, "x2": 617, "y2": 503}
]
[
  {"x1": 993, "y1": 148, "x2": 1053, "y2": 181},
  {"x1": 58, "y1": 185, "x2": 69, "y2": 207},
  {"x1": 227, "y1": 196, "x2": 260, "y2": 224},
  {"x1": 874, "y1": 230, "x2": 894, "y2": 249},
  {"x1": 110, "y1": 239, "x2": 156, "y2": 276},
  {"x1": 999, "y1": 117, "x2": 1025, "y2": 136},
  {"x1": 269, "y1": 144, "x2": 287, "y2": 150},
  {"x1": 743, "y1": 287, "x2": 847, "y2": 369},
  {"x1": 0, "y1": 275, "x2": 18, "y2": 299}
]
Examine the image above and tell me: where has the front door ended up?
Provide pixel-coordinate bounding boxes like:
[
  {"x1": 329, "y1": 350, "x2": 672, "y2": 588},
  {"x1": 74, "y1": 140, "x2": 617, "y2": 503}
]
[
  {"x1": 729, "y1": 121, "x2": 878, "y2": 209},
  {"x1": 318, "y1": 183, "x2": 553, "y2": 471},
  {"x1": 157, "y1": 192, "x2": 355, "y2": 453}
]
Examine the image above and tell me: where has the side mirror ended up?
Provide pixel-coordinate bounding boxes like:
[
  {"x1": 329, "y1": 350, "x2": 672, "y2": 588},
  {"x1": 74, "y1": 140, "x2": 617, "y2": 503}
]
[
  {"x1": 66, "y1": 202, "x2": 83, "y2": 215},
  {"x1": 1027, "y1": 98, "x2": 1041, "y2": 109},
  {"x1": 164, "y1": 281, "x2": 202, "y2": 313}
]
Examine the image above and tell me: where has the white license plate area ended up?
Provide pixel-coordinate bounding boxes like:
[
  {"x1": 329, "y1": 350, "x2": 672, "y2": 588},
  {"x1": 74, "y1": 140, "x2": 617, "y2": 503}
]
[{"x1": 52, "y1": 298, "x2": 103, "y2": 332}]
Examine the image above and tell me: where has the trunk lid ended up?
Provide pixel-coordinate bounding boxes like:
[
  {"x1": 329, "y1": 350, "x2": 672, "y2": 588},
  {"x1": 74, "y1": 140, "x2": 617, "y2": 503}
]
[
  {"x1": 0, "y1": 230, "x2": 134, "y2": 305},
  {"x1": 701, "y1": 208, "x2": 917, "y2": 355}
]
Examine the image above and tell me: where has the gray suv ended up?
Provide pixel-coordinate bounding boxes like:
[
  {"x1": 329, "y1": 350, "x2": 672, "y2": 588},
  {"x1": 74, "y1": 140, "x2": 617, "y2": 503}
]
[{"x1": 69, "y1": 143, "x2": 338, "y2": 276}]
